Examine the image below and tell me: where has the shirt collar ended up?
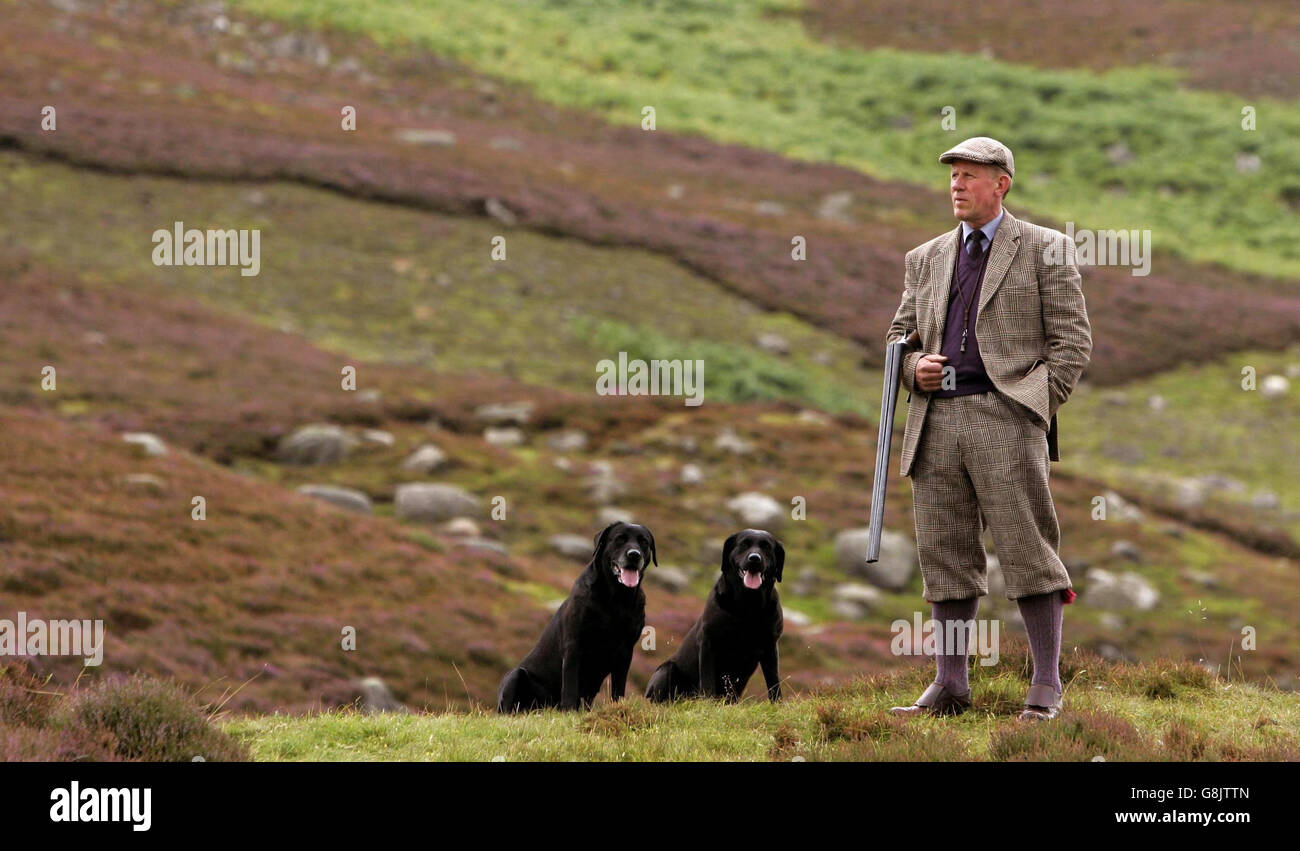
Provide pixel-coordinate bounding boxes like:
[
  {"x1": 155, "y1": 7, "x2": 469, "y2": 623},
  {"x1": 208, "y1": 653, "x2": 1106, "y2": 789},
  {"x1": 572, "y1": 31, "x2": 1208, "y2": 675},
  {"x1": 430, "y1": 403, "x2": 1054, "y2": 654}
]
[{"x1": 961, "y1": 208, "x2": 1005, "y2": 247}]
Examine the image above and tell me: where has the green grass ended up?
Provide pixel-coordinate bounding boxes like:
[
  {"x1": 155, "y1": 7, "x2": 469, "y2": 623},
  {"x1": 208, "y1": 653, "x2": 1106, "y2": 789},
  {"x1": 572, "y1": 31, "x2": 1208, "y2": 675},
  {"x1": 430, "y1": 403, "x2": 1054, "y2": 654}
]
[
  {"x1": 233, "y1": 0, "x2": 1300, "y2": 280},
  {"x1": 225, "y1": 652, "x2": 1300, "y2": 760}
]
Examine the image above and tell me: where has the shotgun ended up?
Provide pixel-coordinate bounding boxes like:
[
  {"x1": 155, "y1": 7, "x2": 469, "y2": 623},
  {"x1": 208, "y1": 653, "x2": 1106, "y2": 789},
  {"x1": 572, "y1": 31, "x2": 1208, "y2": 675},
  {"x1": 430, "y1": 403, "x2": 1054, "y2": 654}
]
[{"x1": 866, "y1": 329, "x2": 920, "y2": 563}]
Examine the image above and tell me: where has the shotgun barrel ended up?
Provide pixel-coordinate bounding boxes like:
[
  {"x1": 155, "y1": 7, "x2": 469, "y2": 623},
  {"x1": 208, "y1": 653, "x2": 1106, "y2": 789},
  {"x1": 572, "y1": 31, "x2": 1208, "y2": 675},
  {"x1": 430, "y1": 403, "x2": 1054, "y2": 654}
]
[{"x1": 866, "y1": 329, "x2": 920, "y2": 563}]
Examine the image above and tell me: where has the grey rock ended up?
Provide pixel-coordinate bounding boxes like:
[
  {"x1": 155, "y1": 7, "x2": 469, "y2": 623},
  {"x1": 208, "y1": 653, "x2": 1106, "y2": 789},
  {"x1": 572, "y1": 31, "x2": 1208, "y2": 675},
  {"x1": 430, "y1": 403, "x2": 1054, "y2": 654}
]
[
  {"x1": 783, "y1": 608, "x2": 812, "y2": 628},
  {"x1": 484, "y1": 197, "x2": 518, "y2": 227},
  {"x1": 647, "y1": 565, "x2": 691, "y2": 594},
  {"x1": 1110, "y1": 540, "x2": 1142, "y2": 562},
  {"x1": 1260, "y1": 375, "x2": 1289, "y2": 399},
  {"x1": 394, "y1": 128, "x2": 456, "y2": 146},
  {"x1": 455, "y1": 537, "x2": 509, "y2": 556},
  {"x1": 816, "y1": 190, "x2": 854, "y2": 223},
  {"x1": 584, "y1": 461, "x2": 626, "y2": 504},
  {"x1": 401, "y1": 444, "x2": 449, "y2": 474},
  {"x1": 297, "y1": 484, "x2": 372, "y2": 514},
  {"x1": 791, "y1": 567, "x2": 820, "y2": 596},
  {"x1": 474, "y1": 401, "x2": 534, "y2": 425},
  {"x1": 679, "y1": 463, "x2": 705, "y2": 486},
  {"x1": 394, "y1": 483, "x2": 480, "y2": 522},
  {"x1": 439, "y1": 517, "x2": 481, "y2": 538},
  {"x1": 754, "y1": 200, "x2": 786, "y2": 216},
  {"x1": 756, "y1": 332, "x2": 790, "y2": 356},
  {"x1": 830, "y1": 583, "x2": 881, "y2": 619},
  {"x1": 1251, "y1": 490, "x2": 1280, "y2": 510},
  {"x1": 122, "y1": 432, "x2": 168, "y2": 457},
  {"x1": 836, "y1": 527, "x2": 916, "y2": 591},
  {"x1": 550, "y1": 534, "x2": 592, "y2": 561},
  {"x1": 714, "y1": 429, "x2": 754, "y2": 455},
  {"x1": 597, "y1": 507, "x2": 634, "y2": 526},
  {"x1": 277, "y1": 423, "x2": 357, "y2": 465},
  {"x1": 484, "y1": 426, "x2": 525, "y2": 448},
  {"x1": 360, "y1": 429, "x2": 394, "y2": 447},
  {"x1": 726, "y1": 492, "x2": 785, "y2": 528},
  {"x1": 358, "y1": 677, "x2": 407, "y2": 714},
  {"x1": 546, "y1": 429, "x2": 588, "y2": 452},
  {"x1": 1102, "y1": 490, "x2": 1143, "y2": 522},
  {"x1": 1084, "y1": 568, "x2": 1159, "y2": 611}
]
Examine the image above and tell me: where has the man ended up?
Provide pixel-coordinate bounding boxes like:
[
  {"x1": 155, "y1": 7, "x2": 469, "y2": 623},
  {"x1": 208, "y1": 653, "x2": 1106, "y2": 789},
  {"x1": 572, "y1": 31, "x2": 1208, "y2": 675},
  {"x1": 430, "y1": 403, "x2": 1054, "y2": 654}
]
[{"x1": 884, "y1": 137, "x2": 1091, "y2": 721}]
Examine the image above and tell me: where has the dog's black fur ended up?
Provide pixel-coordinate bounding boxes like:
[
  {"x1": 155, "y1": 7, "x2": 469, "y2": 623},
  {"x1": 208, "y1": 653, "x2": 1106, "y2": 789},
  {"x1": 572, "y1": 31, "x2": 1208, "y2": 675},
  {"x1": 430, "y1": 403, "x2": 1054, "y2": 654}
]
[
  {"x1": 645, "y1": 528, "x2": 784, "y2": 703},
  {"x1": 497, "y1": 522, "x2": 654, "y2": 713}
]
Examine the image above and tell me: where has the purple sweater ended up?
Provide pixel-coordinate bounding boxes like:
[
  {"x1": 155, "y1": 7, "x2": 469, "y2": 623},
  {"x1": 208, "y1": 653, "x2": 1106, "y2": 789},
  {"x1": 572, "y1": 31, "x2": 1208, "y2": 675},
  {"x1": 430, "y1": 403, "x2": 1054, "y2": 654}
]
[{"x1": 932, "y1": 232, "x2": 996, "y2": 397}]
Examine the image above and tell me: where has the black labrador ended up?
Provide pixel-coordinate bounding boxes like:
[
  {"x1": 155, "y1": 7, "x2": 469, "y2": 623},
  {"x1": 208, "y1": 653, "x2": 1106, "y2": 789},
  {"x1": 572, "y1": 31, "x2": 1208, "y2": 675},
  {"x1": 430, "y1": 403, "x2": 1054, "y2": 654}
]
[
  {"x1": 497, "y1": 521, "x2": 654, "y2": 713},
  {"x1": 645, "y1": 528, "x2": 784, "y2": 704}
]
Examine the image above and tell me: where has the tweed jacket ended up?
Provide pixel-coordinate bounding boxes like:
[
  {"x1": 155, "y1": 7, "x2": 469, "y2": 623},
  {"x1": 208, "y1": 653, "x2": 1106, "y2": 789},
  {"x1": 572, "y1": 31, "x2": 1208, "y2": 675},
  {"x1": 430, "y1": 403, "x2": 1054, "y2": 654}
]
[{"x1": 886, "y1": 209, "x2": 1092, "y2": 477}]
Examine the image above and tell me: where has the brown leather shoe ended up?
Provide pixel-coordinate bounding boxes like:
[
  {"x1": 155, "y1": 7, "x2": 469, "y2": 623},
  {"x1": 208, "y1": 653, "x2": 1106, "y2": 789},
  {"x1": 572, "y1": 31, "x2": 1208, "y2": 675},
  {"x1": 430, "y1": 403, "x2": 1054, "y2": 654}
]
[
  {"x1": 889, "y1": 681, "x2": 972, "y2": 717},
  {"x1": 1018, "y1": 683, "x2": 1062, "y2": 721}
]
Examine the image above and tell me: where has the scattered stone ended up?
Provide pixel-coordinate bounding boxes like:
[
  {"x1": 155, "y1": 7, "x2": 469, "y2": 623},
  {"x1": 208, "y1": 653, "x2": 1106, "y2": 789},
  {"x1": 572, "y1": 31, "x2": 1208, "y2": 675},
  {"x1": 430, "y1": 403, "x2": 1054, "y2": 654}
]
[
  {"x1": 1235, "y1": 153, "x2": 1261, "y2": 174},
  {"x1": 1110, "y1": 540, "x2": 1142, "y2": 562},
  {"x1": 357, "y1": 388, "x2": 382, "y2": 404},
  {"x1": 1172, "y1": 479, "x2": 1206, "y2": 509},
  {"x1": 484, "y1": 197, "x2": 518, "y2": 227},
  {"x1": 726, "y1": 492, "x2": 785, "y2": 529},
  {"x1": 1251, "y1": 490, "x2": 1279, "y2": 510},
  {"x1": 358, "y1": 677, "x2": 407, "y2": 714},
  {"x1": 439, "y1": 517, "x2": 481, "y2": 538},
  {"x1": 1182, "y1": 568, "x2": 1220, "y2": 589},
  {"x1": 815, "y1": 190, "x2": 853, "y2": 223},
  {"x1": 83, "y1": 330, "x2": 107, "y2": 345},
  {"x1": 484, "y1": 426, "x2": 525, "y2": 448},
  {"x1": 120, "y1": 473, "x2": 165, "y2": 493},
  {"x1": 584, "y1": 461, "x2": 626, "y2": 504},
  {"x1": 550, "y1": 534, "x2": 592, "y2": 561},
  {"x1": 1196, "y1": 473, "x2": 1246, "y2": 493},
  {"x1": 474, "y1": 401, "x2": 534, "y2": 425},
  {"x1": 546, "y1": 429, "x2": 588, "y2": 452},
  {"x1": 1260, "y1": 375, "x2": 1289, "y2": 399},
  {"x1": 714, "y1": 429, "x2": 754, "y2": 455},
  {"x1": 296, "y1": 484, "x2": 372, "y2": 514},
  {"x1": 1147, "y1": 394, "x2": 1166, "y2": 411},
  {"x1": 277, "y1": 423, "x2": 356, "y2": 465},
  {"x1": 791, "y1": 567, "x2": 820, "y2": 596},
  {"x1": 756, "y1": 332, "x2": 790, "y2": 355},
  {"x1": 394, "y1": 128, "x2": 456, "y2": 146},
  {"x1": 122, "y1": 432, "x2": 168, "y2": 457},
  {"x1": 401, "y1": 443, "x2": 448, "y2": 474},
  {"x1": 666, "y1": 184, "x2": 684, "y2": 200},
  {"x1": 647, "y1": 566, "x2": 691, "y2": 594},
  {"x1": 783, "y1": 608, "x2": 812, "y2": 628},
  {"x1": 456, "y1": 537, "x2": 509, "y2": 556},
  {"x1": 830, "y1": 583, "x2": 881, "y2": 620},
  {"x1": 836, "y1": 528, "x2": 916, "y2": 591},
  {"x1": 489, "y1": 135, "x2": 523, "y2": 151},
  {"x1": 1102, "y1": 490, "x2": 1143, "y2": 522},
  {"x1": 360, "y1": 429, "x2": 394, "y2": 447},
  {"x1": 754, "y1": 200, "x2": 785, "y2": 216},
  {"x1": 679, "y1": 463, "x2": 704, "y2": 486},
  {"x1": 1084, "y1": 568, "x2": 1159, "y2": 611},
  {"x1": 394, "y1": 483, "x2": 480, "y2": 522},
  {"x1": 796, "y1": 409, "x2": 831, "y2": 426}
]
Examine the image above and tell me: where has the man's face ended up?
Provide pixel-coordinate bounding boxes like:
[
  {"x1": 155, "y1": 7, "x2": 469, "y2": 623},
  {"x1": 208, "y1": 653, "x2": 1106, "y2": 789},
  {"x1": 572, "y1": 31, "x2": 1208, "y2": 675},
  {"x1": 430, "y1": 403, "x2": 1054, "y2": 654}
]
[{"x1": 950, "y1": 160, "x2": 1006, "y2": 226}]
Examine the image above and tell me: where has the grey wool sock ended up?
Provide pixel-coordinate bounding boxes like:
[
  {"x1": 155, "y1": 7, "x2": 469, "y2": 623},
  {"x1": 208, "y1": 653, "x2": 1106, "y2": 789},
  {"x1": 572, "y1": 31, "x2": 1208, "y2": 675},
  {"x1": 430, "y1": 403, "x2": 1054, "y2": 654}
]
[
  {"x1": 1016, "y1": 590, "x2": 1064, "y2": 696},
  {"x1": 931, "y1": 596, "x2": 979, "y2": 694}
]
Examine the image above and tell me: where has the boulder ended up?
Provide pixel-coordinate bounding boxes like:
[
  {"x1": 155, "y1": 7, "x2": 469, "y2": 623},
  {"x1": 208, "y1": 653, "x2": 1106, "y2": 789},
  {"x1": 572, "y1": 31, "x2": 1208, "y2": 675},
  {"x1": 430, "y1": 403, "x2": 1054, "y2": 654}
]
[
  {"x1": 726, "y1": 492, "x2": 785, "y2": 529},
  {"x1": 277, "y1": 423, "x2": 357, "y2": 465},
  {"x1": 1084, "y1": 568, "x2": 1159, "y2": 611},
  {"x1": 296, "y1": 484, "x2": 372, "y2": 514},
  {"x1": 401, "y1": 443, "x2": 448, "y2": 474},
  {"x1": 394, "y1": 483, "x2": 480, "y2": 522},
  {"x1": 550, "y1": 534, "x2": 593, "y2": 561},
  {"x1": 836, "y1": 528, "x2": 916, "y2": 591},
  {"x1": 122, "y1": 432, "x2": 168, "y2": 457}
]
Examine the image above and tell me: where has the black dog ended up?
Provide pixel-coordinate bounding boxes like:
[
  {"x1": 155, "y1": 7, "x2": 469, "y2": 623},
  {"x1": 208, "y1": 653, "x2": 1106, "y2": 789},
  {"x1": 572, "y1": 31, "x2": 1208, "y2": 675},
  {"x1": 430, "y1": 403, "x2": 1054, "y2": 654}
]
[
  {"x1": 497, "y1": 522, "x2": 654, "y2": 713},
  {"x1": 645, "y1": 528, "x2": 784, "y2": 704}
]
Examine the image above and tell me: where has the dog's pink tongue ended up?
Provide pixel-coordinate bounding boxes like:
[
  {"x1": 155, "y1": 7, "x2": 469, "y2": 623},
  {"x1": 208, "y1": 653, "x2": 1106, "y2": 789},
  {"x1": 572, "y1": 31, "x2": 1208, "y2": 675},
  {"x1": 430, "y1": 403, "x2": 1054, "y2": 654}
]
[
  {"x1": 619, "y1": 569, "x2": 640, "y2": 588},
  {"x1": 743, "y1": 571, "x2": 763, "y2": 589}
]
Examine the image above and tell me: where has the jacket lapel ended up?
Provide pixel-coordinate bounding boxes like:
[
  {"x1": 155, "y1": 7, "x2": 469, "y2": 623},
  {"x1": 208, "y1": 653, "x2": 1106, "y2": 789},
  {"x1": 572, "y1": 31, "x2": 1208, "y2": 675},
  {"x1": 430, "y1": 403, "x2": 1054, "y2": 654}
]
[
  {"x1": 930, "y1": 225, "x2": 961, "y2": 340},
  {"x1": 977, "y1": 210, "x2": 1021, "y2": 314}
]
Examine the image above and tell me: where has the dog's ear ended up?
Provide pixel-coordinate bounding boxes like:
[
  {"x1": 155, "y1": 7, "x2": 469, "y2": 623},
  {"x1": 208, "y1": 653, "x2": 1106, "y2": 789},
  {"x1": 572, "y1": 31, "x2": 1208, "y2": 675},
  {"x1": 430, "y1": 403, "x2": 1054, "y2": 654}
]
[
  {"x1": 592, "y1": 522, "x2": 620, "y2": 561},
  {"x1": 772, "y1": 538, "x2": 785, "y2": 583},
  {"x1": 644, "y1": 527, "x2": 658, "y2": 566},
  {"x1": 720, "y1": 531, "x2": 740, "y2": 574}
]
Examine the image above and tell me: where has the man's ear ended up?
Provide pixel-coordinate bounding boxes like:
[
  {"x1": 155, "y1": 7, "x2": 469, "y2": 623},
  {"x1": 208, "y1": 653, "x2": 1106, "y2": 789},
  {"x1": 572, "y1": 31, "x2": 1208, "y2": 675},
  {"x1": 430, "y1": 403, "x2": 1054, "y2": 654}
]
[
  {"x1": 773, "y1": 539, "x2": 785, "y2": 583},
  {"x1": 720, "y1": 532, "x2": 740, "y2": 574},
  {"x1": 592, "y1": 522, "x2": 620, "y2": 562}
]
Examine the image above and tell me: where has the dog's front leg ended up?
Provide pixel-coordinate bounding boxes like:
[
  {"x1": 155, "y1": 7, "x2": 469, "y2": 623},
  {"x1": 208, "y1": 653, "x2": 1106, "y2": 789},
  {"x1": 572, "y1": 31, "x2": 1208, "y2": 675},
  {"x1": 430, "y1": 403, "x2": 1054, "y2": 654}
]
[
  {"x1": 698, "y1": 637, "x2": 718, "y2": 698},
  {"x1": 561, "y1": 648, "x2": 581, "y2": 711},
  {"x1": 610, "y1": 647, "x2": 632, "y2": 702},
  {"x1": 760, "y1": 644, "x2": 782, "y2": 702}
]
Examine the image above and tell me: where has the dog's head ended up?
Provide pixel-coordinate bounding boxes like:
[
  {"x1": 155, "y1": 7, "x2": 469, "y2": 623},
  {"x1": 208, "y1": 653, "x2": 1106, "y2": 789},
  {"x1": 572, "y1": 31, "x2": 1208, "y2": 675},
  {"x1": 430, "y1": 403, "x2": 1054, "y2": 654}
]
[
  {"x1": 721, "y1": 528, "x2": 784, "y2": 592},
  {"x1": 592, "y1": 522, "x2": 656, "y2": 589}
]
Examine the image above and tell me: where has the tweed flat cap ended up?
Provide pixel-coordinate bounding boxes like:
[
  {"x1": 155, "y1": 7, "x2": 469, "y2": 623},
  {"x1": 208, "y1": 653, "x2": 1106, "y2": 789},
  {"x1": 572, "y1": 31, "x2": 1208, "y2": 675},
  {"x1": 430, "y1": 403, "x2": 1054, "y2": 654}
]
[{"x1": 939, "y1": 136, "x2": 1014, "y2": 178}]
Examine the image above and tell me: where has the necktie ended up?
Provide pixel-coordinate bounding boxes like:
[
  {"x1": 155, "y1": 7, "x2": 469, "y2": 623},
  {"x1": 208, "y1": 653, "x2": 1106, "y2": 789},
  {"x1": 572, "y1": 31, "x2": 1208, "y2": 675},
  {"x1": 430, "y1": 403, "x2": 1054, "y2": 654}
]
[{"x1": 966, "y1": 229, "x2": 985, "y2": 261}]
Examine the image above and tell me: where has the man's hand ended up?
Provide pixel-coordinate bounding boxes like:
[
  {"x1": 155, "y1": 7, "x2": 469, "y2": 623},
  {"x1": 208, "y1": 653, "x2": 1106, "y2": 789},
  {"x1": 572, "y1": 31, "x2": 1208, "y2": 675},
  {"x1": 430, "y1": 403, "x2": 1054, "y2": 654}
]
[{"x1": 915, "y1": 354, "x2": 948, "y2": 393}]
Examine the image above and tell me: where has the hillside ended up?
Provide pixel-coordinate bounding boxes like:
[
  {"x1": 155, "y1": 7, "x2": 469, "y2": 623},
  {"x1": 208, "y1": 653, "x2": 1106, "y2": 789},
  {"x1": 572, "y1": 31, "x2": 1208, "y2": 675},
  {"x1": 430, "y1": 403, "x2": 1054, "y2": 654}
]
[{"x1": 0, "y1": 0, "x2": 1296, "y2": 740}]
